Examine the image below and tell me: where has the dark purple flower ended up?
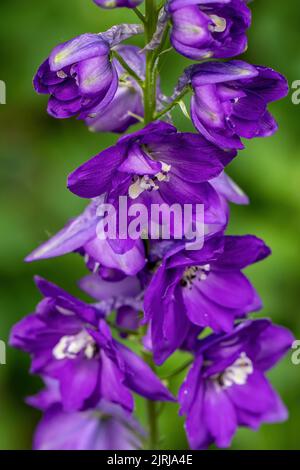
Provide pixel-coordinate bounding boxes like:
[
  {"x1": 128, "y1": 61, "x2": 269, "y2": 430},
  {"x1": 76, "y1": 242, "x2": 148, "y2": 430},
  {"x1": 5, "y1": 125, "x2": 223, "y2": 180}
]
[
  {"x1": 34, "y1": 34, "x2": 118, "y2": 119},
  {"x1": 25, "y1": 201, "x2": 146, "y2": 276},
  {"x1": 144, "y1": 234, "x2": 271, "y2": 364},
  {"x1": 169, "y1": 0, "x2": 251, "y2": 61},
  {"x1": 34, "y1": 402, "x2": 144, "y2": 450},
  {"x1": 179, "y1": 319, "x2": 294, "y2": 449},
  {"x1": 29, "y1": 381, "x2": 145, "y2": 450},
  {"x1": 67, "y1": 121, "x2": 236, "y2": 230},
  {"x1": 86, "y1": 45, "x2": 144, "y2": 133},
  {"x1": 189, "y1": 61, "x2": 289, "y2": 149},
  {"x1": 33, "y1": 25, "x2": 143, "y2": 120},
  {"x1": 10, "y1": 277, "x2": 174, "y2": 412},
  {"x1": 94, "y1": 0, "x2": 143, "y2": 8}
]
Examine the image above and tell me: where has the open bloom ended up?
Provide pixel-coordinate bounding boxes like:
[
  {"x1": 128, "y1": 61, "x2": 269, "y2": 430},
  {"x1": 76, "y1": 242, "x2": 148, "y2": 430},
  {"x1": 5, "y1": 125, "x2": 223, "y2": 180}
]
[
  {"x1": 29, "y1": 381, "x2": 145, "y2": 450},
  {"x1": 169, "y1": 0, "x2": 251, "y2": 60},
  {"x1": 68, "y1": 121, "x2": 236, "y2": 230},
  {"x1": 189, "y1": 61, "x2": 289, "y2": 149},
  {"x1": 10, "y1": 277, "x2": 174, "y2": 412},
  {"x1": 179, "y1": 319, "x2": 294, "y2": 449},
  {"x1": 144, "y1": 234, "x2": 271, "y2": 364},
  {"x1": 86, "y1": 45, "x2": 144, "y2": 133}
]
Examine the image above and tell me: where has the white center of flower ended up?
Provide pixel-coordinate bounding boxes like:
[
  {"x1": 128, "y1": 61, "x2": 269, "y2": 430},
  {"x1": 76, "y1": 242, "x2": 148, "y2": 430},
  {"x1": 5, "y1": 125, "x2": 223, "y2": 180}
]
[
  {"x1": 181, "y1": 264, "x2": 211, "y2": 288},
  {"x1": 53, "y1": 330, "x2": 97, "y2": 360},
  {"x1": 128, "y1": 162, "x2": 171, "y2": 200},
  {"x1": 208, "y1": 15, "x2": 227, "y2": 33},
  {"x1": 213, "y1": 352, "x2": 253, "y2": 389},
  {"x1": 56, "y1": 70, "x2": 68, "y2": 79}
]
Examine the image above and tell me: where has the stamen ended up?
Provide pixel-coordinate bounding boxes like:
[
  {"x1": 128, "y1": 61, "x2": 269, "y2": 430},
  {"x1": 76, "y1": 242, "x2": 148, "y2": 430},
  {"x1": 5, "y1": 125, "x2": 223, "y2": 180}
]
[
  {"x1": 53, "y1": 330, "x2": 97, "y2": 360},
  {"x1": 181, "y1": 264, "x2": 211, "y2": 288},
  {"x1": 213, "y1": 352, "x2": 253, "y2": 389},
  {"x1": 57, "y1": 70, "x2": 68, "y2": 79},
  {"x1": 128, "y1": 162, "x2": 171, "y2": 199},
  {"x1": 208, "y1": 15, "x2": 227, "y2": 33}
]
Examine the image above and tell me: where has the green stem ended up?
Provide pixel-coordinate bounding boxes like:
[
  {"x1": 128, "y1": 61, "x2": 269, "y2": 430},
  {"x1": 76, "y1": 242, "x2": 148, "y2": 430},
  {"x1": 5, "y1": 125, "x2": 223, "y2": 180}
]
[
  {"x1": 162, "y1": 358, "x2": 193, "y2": 381},
  {"x1": 133, "y1": 7, "x2": 146, "y2": 24},
  {"x1": 154, "y1": 87, "x2": 191, "y2": 120},
  {"x1": 112, "y1": 50, "x2": 144, "y2": 88},
  {"x1": 157, "y1": 0, "x2": 166, "y2": 12},
  {"x1": 143, "y1": 352, "x2": 159, "y2": 449},
  {"x1": 142, "y1": 1, "x2": 165, "y2": 449},
  {"x1": 155, "y1": 22, "x2": 170, "y2": 57},
  {"x1": 147, "y1": 398, "x2": 158, "y2": 449},
  {"x1": 144, "y1": 0, "x2": 158, "y2": 124}
]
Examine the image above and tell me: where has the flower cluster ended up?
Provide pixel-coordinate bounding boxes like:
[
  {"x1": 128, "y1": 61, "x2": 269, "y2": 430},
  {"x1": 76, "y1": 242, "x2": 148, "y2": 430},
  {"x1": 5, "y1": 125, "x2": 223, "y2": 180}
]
[{"x1": 11, "y1": 0, "x2": 293, "y2": 450}]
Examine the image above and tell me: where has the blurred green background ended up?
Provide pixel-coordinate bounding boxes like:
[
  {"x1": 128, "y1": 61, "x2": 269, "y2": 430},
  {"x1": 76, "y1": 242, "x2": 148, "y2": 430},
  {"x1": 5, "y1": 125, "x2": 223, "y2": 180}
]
[{"x1": 0, "y1": 0, "x2": 299, "y2": 450}]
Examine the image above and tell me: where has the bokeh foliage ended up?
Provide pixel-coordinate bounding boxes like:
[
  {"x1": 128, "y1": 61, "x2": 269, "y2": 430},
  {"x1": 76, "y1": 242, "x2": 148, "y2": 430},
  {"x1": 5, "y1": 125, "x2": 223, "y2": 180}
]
[{"x1": 0, "y1": 0, "x2": 299, "y2": 449}]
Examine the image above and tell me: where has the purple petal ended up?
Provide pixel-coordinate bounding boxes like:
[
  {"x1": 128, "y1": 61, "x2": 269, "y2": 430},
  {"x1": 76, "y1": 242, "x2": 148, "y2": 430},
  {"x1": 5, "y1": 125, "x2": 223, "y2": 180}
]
[
  {"x1": 209, "y1": 171, "x2": 249, "y2": 205},
  {"x1": 191, "y1": 61, "x2": 258, "y2": 86},
  {"x1": 204, "y1": 381, "x2": 237, "y2": 448},
  {"x1": 57, "y1": 357, "x2": 100, "y2": 412},
  {"x1": 49, "y1": 34, "x2": 109, "y2": 72},
  {"x1": 68, "y1": 144, "x2": 125, "y2": 198},
  {"x1": 79, "y1": 274, "x2": 141, "y2": 301},
  {"x1": 117, "y1": 343, "x2": 175, "y2": 401},
  {"x1": 84, "y1": 237, "x2": 146, "y2": 276},
  {"x1": 25, "y1": 203, "x2": 98, "y2": 262},
  {"x1": 216, "y1": 235, "x2": 271, "y2": 269},
  {"x1": 100, "y1": 351, "x2": 134, "y2": 412},
  {"x1": 197, "y1": 270, "x2": 257, "y2": 309}
]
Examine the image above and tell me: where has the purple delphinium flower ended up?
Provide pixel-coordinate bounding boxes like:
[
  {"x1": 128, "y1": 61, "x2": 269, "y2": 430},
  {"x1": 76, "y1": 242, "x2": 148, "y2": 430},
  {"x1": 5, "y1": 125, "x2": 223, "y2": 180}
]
[
  {"x1": 25, "y1": 200, "x2": 146, "y2": 276},
  {"x1": 189, "y1": 61, "x2": 289, "y2": 149},
  {"x1": 169, "y1": 0, "x2": 251, "y2": 61},
  {"x1": 179, "y1": 319, "x2": 294, "y2": 449},
  {"x1": 94, "y1": 0, "x2": 143, "y2": 9},
  {"x1": 144, "y1": 234, "x2": 271, "y2": 364},
  {"x1": 10, "y1": 277, "x2": 174, "y2": 412},
  {"x1": 34, "y1": 33, "x2": 118, "y2": 119},
  {"x1": 28, "y1": 381, "x2": 145, "y2": 450},
  {"x1": 34, "y1": 402, "x2": 144, "y2": 450},
  {"x1": 86, "y1": 45, "x2": 144, "y2": 133},
  {"x1": 67, "y1": 121, "x2": 236, "y2": 229},
  {"x1": 33, "y1": 25, "x2": 143, "y2": 120}
]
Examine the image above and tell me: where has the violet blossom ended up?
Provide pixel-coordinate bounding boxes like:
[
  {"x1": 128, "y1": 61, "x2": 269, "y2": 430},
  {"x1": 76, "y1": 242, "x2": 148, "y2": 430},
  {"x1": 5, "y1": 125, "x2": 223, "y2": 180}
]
[
  {"x1": 25, "y1": 200, "x2": 146, "y2": 276},
  {"x1": 67, "y1": 121, "x2": 237, "y2": 230},
  {"x1": 189, "y1": 61, "x2": 289, "y2": 149},
  {"x1": 169, "y1": 0, "x2": 251, "y2": 61},
  {"x1": 28, "y1": 381, "x2": 145, "y2": 450},
  {"x1": 10, "y1": 276, "x2": 174, "y2": 412},
  {"x1": 144, "y1": 234, "x2": 271, "y2": 364},
  {"x1": 179, "y1": 319, "x2": 294, "y2": 449},
  {"x1": 33, "y1": 25, "x2": 143, "y2": 120},
  {"x1": 11, "y1": 0, "x2": 293, "y2": 451}
]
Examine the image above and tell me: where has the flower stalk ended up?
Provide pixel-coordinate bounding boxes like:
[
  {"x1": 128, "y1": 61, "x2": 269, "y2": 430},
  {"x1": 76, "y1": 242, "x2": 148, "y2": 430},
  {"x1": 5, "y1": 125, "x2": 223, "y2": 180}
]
[
  {"x1": 144, "y1": 0, "x2": 159, "y2": 123},
  {"x1": 13, "y1": 0, "x2": 292, "y2": 452},
  {"x1": 143, "y1": 1, "x2": 160, "y2": 446}
]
